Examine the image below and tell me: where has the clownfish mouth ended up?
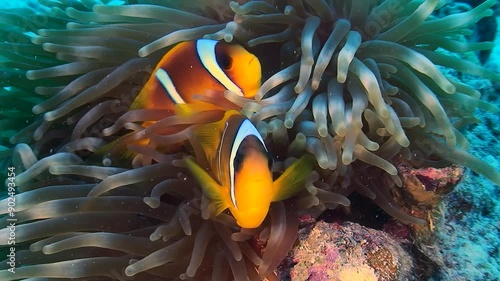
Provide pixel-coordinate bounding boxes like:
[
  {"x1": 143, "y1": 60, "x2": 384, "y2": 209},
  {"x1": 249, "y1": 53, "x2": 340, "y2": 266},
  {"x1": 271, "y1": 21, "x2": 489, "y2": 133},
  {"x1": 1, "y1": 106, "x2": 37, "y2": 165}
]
[{"x1": 247, "y1": 179, "x2": 269, "y2": 186}]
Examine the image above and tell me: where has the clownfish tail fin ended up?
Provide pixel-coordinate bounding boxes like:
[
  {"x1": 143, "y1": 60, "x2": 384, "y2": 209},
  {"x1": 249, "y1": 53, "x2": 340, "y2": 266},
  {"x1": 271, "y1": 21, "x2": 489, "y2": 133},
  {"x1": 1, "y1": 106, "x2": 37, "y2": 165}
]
[
  {"x1": 183, "y1": 156, "x2": 229, "y2": 216},
  {"x1": 175, "y1": 103, "x2": 197, "y2": 117},
  {"x1": 91, "y1": 137, "x2": 136, "y2": 166},
  {"x1": 272, "y1": 154, "x2": 315, "y2": 202},
  {"x1": 175, "y1": 102, "x2": 222, "y2": 118}
]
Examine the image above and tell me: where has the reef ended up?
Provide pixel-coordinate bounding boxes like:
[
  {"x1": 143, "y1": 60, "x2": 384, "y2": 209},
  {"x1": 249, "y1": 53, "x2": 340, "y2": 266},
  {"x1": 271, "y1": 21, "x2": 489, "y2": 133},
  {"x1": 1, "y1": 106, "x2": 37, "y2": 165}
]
[
  {"x1": 1, "y1": 0, "x2": 500, "y2": 280},
  {"x1": 280, "y1": 219, "x2": 415, "y2": 281}
]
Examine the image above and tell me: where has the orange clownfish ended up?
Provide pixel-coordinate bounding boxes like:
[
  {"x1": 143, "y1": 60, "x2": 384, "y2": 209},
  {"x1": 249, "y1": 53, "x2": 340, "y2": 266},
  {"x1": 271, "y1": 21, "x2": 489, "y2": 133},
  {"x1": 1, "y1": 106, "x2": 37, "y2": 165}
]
[
  {"x1": 99, "y1": 39, "x2": 261, "y2": 162},
  {"x1": 184, "y1": 110, "x2": 314, "y2": 229},
  {"x1": 131, "y1": 39, "x2": 262, "y2": 111}
]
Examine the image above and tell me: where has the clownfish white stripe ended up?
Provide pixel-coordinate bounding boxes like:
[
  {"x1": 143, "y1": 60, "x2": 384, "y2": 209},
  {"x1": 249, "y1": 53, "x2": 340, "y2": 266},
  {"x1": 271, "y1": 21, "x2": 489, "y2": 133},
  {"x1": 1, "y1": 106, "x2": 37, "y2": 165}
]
[
  {"x1": 228, "y1": 119, "x2": 268, "y2": 209},
  {"x1": 155, "y1": 68, "x2": 186, "y2": 104},
  {"x1": 196, "y1": 39, "x2": 244, "y2": 97}
]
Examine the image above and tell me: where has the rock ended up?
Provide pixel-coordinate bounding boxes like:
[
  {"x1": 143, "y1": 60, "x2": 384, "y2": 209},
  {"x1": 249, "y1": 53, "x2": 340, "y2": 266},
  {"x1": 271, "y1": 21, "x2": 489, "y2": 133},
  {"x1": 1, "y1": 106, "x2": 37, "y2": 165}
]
[
  {"x1": 398, "y1": 164, "x2": 464, "y2": 208},
  {"x1": 278, "y1": 221, "x2": 415, "y2": 281},
  {"x1": 389, "y1": 163, "x2": 464, "y2": 277}
]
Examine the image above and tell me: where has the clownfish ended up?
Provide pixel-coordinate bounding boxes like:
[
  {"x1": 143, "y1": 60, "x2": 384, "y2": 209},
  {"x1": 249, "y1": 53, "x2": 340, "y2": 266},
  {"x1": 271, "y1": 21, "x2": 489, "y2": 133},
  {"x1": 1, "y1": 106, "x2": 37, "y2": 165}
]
[
  {"x1": 131, "y1": 39, "x2": 262, "y2": 111},
  {"x1": 184, "y1": 110, "x2": 314, "y2": 229},
  {"x1": 96, "y1": 39, "x2": 262, "y2": 163}
]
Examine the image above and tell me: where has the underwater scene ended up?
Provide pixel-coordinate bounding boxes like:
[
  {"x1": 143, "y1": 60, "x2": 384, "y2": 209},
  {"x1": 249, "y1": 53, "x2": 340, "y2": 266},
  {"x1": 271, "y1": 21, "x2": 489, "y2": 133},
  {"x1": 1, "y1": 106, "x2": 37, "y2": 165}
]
[{"x1": 0, "y1": 0, "x2": 499, "y2": 280}]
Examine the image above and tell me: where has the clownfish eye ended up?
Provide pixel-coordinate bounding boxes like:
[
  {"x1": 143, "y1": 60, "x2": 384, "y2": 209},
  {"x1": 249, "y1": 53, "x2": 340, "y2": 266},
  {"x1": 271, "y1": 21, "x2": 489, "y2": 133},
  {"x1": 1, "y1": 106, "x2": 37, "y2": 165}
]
[
  {"x1": 217, "y1": 54, "x2": 233, "y2": 70},
  {"x1": 233, "y1": 151, "x2": 243, "y2": 172}
]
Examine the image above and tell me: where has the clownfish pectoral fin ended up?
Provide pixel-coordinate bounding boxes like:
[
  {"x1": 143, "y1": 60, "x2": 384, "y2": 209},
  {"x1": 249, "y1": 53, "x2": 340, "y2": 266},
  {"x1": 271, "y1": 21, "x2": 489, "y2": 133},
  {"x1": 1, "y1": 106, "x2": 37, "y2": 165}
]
[
  {"x1": 184, "y1": 156, "x2": 229, "y2": 216},
  {"x1": 272, "y1": 154, "x2": 315, "y2": 202}
]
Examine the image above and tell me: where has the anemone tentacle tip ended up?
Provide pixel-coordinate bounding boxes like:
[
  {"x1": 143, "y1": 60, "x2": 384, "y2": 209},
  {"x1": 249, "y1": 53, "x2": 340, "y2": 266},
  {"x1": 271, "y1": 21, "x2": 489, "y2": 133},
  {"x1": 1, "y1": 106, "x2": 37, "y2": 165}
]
[
  {"x1": 32, "y1": 105, "x2": 43, "y2": 115},
  {"x1": 138, "y1": 47, "x2": 149, "y2": 58},
  {"x1": 143, "y1": 197, "x2": 160, "y2": 208},
  {"x1": 25, "y1": 70, "x2": 36, "y2": 80},
  {"x1": 43, "y1": 111, "x2": 56, "y2": 122},
  {"x1": 124, "y1": 266, "x2": 136, "y2": 277}
]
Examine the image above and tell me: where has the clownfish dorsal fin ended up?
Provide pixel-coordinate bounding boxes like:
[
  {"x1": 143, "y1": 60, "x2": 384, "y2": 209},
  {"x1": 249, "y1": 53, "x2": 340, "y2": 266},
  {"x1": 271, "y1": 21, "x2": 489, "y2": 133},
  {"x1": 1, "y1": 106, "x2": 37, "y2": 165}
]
[
  {"x1": 186, "y1": 110, "x2": 240, "y2": 165},
  {"x1": 272, "y1": 154, "x2": 315, "y2": 202},
  {"x1": 184, "y1": 156, "x2": 229, "y2": 216},
  {"x1": 188, "y1": 116, "x2": 224, "y2": 153}
]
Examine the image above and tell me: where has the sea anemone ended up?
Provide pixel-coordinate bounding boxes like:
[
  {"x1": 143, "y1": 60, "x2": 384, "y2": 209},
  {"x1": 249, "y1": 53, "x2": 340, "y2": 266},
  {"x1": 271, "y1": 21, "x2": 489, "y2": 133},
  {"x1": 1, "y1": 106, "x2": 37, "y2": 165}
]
[{"x1": 1, "y1": 0, "x2": 499, "y2": 280}]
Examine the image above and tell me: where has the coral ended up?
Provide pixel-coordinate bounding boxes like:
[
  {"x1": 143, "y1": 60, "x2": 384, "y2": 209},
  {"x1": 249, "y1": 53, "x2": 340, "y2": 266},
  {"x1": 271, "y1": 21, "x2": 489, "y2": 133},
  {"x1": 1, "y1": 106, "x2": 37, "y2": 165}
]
[
  {"x1": 430, "y1": 71, "x2": 500, "y2": 280},
  {"x1": 280, "y1": 220, "x2": 415, "y2": 281},
  {"x1": 398, "y1": 163, "x2": 463, "y2": 207},
  {"x1": 0, "y1": 0, "x2": 500, "y2": 280},
  {"x1": 430, "y1": 170, "x2": 500, "y2": 280}
]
